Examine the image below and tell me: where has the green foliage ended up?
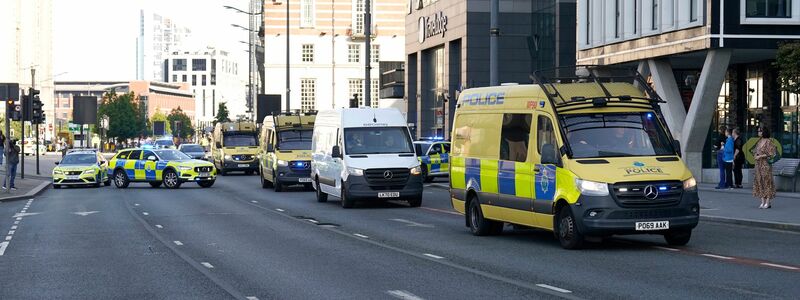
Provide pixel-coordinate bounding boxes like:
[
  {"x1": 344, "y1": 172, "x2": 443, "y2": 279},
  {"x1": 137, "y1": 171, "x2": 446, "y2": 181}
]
[
  {"x1": 214, "y1": 102, "x2": 231, "y2": 125},
  {"x1": 97, "y1": 92, "x2": 146, "y2": 142},
  {"x1": 775, "y1": 41, "x2": 800, "y2": 94},
  {"x1": 150, "y1": 108, "x2": 171, "y2": 135},
  {"x1": 0, "y1": 117, "x2": 23, "y2": 140},
  {"x1": 167, "y1": 107, "x2": 194, "y2": 139}
]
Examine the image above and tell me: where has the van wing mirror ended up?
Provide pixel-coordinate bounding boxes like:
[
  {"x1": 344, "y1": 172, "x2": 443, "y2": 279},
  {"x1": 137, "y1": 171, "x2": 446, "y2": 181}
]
[
  {"x1": 673, "y1": 140, "x2": 682, "y2": 157},
  {"x1": 541, "y1": 144, "x2": 559, "y2": 165},
  {"x1": 332, "y1": 145, "x2": 342, "y2": 158}
]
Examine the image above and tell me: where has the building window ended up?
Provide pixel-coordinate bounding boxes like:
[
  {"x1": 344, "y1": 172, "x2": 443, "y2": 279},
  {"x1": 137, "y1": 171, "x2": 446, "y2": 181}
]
[
  {"x1": 211, "y1": 74, "x2": 216, "y2": 86},
  {"x1": 585, "y1": 0, "x2": 591, "y2": 44},
  {"x1": 192, "y1": 59, "x2": 207, "y2": 71},
  {"x1": 302, "y1": 44, "x2": 315, "y2": 62},
  {"x1": 615, "y1": 0, "x2": 621, "y2": 38},
  {"x1": 182, "y1": 74, "x2": 187, "y2": 82},
  {"x1": 371, "y1": 44, "x2": 380, "y2": 63},
  {"x1": 348, "y1": 44, "x2": 361, "y2": 63},
  {"x1": 690, "y1": 0, "x2": 698, "y2": 22},
  {"x1": 348, "y1": 79, "x2": 364, "y2": 106},
  {"x1": 354, "y1": 0, "x2": 365, "y2": 33},
  {"x1": 172, "y1": 59, "x2": 187, "y2": 71},
  {"x1": 746, "y1": 0, "x2": 792, "y2": 18},
  {"x1": 192, "y1": 75, "x2": 197, "y2": 86},
  {"x1": 202, "y1": 75, "x2": 207, "y2": 86},
  {"x1": 371, "y1": 79, "x2": 379, "y2": 108},
  {"x1": 62, "y1": 101, "x2": 70, "y2": 108},
  {"x1": 301, "y1": 78, "x2": 316, "y2": 111},
  {"x1": 62, "y1": 112, "x2": 67, "y2": 118},
  {"x1": 652, "y1": 1, "x2": 659, "y2": 30},
  {"x1": 301, "y1": 0, "x2": 315, "y2": 28},
  {"x1": 172, "y1": 75, "x2": 177, "y2": 82}
]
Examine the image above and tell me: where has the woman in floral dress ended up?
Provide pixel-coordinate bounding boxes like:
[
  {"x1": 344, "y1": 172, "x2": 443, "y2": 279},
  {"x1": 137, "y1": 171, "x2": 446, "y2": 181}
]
[{"x1": 752, "y1": 126, "x2": 776, "y2": 209}]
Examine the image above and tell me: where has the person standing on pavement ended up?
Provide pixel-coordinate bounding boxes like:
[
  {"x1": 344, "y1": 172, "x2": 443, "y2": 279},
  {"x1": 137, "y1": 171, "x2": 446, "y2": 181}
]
[
  {"x1": 723, "y1": 128, "x2": 735, "y2": 189},
  {"x1": 715, "y1": 126, "x2": 728, "y2": 189},
  {"x1": 733, "y1": 128, "x2": 745, "y2": 188},
  {"x1": 3, "y1": 138, "x2": 20, "y2": 190},
  {"x1": 753, "y1": 126, "x2": 777, "y2": 209},
  {"x1": 0, "y1": 131, "x2": 5, "y2": 166}
]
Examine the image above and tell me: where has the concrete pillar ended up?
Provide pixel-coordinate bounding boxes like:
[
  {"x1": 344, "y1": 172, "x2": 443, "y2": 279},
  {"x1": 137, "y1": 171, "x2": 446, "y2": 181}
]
[
  {"x1": 648, "y1": 59, "x2": 686, "y2": 142},
  {"x1": 681, "y1": 49, "x2": 732, "y2": 178}
]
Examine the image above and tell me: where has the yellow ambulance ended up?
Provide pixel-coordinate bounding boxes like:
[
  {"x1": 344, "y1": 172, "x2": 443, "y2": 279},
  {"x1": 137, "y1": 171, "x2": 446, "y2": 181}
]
[
  {"x1": 449, "y1": 66, "x2": 699, "y2": 249},
  {"x1": 258, "y1": 111, "x2": 316, "y2": 192},
  {"x1": 212, "y1": 122, "x2": 259, "y2": 175}
]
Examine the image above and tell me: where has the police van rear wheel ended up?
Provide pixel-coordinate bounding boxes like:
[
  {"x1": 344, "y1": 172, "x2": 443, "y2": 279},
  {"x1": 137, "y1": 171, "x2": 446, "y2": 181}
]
[
  {"x1": 114, "y1": 170, "x2": 130, "y2": 188},
  {"x1": 663, "y1": 230, "x2": 692, "y2": 246},
  {"x1": 468, "y1": 198, "x2": 502, "y2": 236},
  {"x1": 556, "y1": 207, "x2": 584, "y2": 250}
]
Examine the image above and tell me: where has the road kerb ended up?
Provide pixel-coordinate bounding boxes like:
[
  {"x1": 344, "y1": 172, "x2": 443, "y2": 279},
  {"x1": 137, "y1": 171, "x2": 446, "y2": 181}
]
[
  {"x1": 700, "y1": 214, "x2": 800, "y2": 232},
  {"x1": 0, "y1": 180, "x2": 51, "y2": 203}
]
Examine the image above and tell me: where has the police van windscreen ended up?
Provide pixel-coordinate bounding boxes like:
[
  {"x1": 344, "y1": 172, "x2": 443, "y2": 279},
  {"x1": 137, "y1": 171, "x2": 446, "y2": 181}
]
[
  {"x1": 277, "y1": 129, "x2": 312, "y2": 150},
  {"x1": 344, "y1": 127, "x2": 414, "y2": 155},
  {"x1": 223, "y1": 133, "x2": 258, "y2": 147},
  {"x1": 562, "y1": 112, "x2": 675, "y2": 158}
]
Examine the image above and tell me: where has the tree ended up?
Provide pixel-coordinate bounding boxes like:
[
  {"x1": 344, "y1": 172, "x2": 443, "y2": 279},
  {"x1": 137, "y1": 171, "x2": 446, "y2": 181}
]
[
  {"x1": 214, "y1": 102, "x2": 231, "y2": 125},
  {"x1": 150, "y1": 108, "x2": 170, "y2": 136},
  {"x1": 97, "y1": 92, "x2": 146, "y2": 142},
  {"x1": 167, "y1": 107, "x2": 194, "y2": 139},
  {"x1": 775, "y1": 41, "x2": 800, "y2": 94}
]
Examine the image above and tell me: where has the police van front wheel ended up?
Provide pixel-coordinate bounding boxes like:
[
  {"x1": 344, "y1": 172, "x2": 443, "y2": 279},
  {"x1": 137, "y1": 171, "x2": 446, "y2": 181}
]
[
  {"x1": 556, "y1": 206, "x2": 584, "y2": 250},
  {"x1": 663, "y1": 230, "x2": 692, "y2": 246},
  {"x1": 468, "y1": 199, "x2": 503, "y2": 236}
]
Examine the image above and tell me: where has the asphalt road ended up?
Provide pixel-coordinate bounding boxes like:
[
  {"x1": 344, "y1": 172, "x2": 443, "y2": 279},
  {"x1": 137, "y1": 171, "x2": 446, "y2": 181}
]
[{"x1": 0, "y1": 175, "x2": 798, "y2": 299}]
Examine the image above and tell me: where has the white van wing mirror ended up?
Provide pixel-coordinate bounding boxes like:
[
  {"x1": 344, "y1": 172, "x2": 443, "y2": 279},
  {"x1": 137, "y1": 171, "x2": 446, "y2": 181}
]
[{"x1": 332, "y1": 145, "x2": 342, "y2": 158}]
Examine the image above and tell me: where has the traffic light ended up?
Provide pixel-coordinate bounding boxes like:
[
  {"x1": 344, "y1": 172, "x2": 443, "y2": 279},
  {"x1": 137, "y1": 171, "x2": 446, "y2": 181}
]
[
  {"x1": 31, "y1": 88, "x2": 43, "y2": 124},
  {"x1": 26, "y1": 88, "x2": 41, "y2": 123},
  {"x1": 20, "y1": 93, "x2": 30, "y2": 121},
  {"x1": 5, "y1": 98, "x2": 13, "y2": 117}
]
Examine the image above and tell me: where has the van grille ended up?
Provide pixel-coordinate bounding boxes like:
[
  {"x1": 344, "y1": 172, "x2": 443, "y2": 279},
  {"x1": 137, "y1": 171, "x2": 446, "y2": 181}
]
[
  {"x1": 364, "y1": 168, "x2": 409, "y2": 186},
  {"x1": 611, "y1": 181, "x2": 683, "y2": 208},
  {"x1": 232, "y1": 155, "x2": 254, "y2": 161},
  {"x1": 66, "y1": 171, "x2": 82, "y2": 175},
  {"x1": 606, "y1": 208, "x2": 688, "y2": 219}
]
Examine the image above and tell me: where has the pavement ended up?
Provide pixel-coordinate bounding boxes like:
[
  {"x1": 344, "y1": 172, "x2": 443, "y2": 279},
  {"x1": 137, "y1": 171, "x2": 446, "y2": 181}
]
[{"x1": 1, "y1": 175, "x2": 797, "y2": 299}]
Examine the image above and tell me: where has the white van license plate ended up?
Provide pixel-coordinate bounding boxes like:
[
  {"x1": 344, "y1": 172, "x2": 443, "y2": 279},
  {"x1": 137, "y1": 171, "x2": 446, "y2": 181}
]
[
  {"x1": 378, "y1": 192, "x2": 400, "y2": 198},
  {"x1": 298, "y1": 178, "x2": 312, "y2": 183},
  {"x1": 238, "y1": 164, "x2": 249, "y2": 168},
  {"x1": 635, "y1": 221, "x2": 669, "y2": 231}
]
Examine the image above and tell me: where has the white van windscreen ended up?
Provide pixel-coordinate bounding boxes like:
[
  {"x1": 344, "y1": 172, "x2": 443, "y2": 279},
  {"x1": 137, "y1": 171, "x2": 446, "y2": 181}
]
[
  {"x1": 344, "y1": 127, "x2": 414, "y2": 155},
  {"x1": 562, "y1": 112, "x2": 675, "y2": 158}
]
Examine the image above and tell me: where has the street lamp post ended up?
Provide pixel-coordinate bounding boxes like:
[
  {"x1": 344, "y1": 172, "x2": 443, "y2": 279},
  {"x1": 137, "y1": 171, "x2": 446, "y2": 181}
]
[{"x1": 225, "y1": 4, "x2": 263, "y2": 121}]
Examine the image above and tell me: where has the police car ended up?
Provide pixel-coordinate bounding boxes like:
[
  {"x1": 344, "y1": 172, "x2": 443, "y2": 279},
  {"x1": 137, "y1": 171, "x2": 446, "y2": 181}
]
[
  {"x1": 53, "y1": 150, "x2": 111, "y2": 188},
  {"x1": 109, "y1": 148, "x2": 216, "y2": 189},
  {"x1": 413, "y1": 139, "x2": 450, "y2": 182}
]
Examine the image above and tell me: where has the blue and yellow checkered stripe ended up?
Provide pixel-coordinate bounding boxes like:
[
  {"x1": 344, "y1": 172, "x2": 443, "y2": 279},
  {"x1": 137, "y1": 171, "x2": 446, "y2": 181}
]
[
  {"x1": 113, "y1": 159, "x2": 169, "y2": 181},
  {"x1": 419, "y1": 153, "x2": 450, "y2": 174},
  {"x1": 451, "y1": 157, "x2": 541, "y2": 200}
]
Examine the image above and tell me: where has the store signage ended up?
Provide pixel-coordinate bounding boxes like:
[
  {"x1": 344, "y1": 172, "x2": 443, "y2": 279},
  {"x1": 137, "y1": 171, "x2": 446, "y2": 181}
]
[{"x1": 418, "y1": 11, "x2": 448, "y2": 43}]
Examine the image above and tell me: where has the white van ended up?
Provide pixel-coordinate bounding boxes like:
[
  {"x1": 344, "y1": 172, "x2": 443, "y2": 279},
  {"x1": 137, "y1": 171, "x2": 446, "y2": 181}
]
[{"x1": 311, "y1": 108, "x2": 423, "y2": 208}]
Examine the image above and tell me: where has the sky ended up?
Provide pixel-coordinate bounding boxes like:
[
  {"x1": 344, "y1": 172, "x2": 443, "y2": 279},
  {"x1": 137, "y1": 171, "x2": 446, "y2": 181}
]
[{"x1": 53, "y1": 0, "x2": 251, "y2": 81}]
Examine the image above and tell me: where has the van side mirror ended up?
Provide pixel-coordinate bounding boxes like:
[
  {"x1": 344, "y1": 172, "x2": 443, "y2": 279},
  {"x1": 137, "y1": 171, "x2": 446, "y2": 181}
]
[
  {"x1": 673, "y1": 140, "x2": 682, "y2": 157},
  {"x1": 54, "y1": 161, "x2": 59, "y2": 165},
  {"x1": 541, "y1": 144, "x2": 559, "y2": 165},
  {"x1": 332, "y1": 145, "x2": 342, "y2": 158},
  {"x1": 267, "y1": 144, "x2": 274, "y2": 152}
]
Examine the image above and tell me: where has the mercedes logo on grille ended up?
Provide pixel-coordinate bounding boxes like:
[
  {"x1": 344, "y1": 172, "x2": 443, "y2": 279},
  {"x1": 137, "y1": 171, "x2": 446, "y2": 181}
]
[
  {"x1": 383, "y1": 170, "x2": 394, "y2": 180},
  {"x1": 643, "y1": 185, "x2": 659, "y2": 200}
]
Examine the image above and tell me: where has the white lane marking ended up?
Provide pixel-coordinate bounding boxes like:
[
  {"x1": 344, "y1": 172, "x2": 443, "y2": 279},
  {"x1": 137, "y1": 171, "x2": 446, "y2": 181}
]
[
  {"x1": 13, "y1": 212, "x2": 40, "y2": 218},
  {"x1": 386, "y1": 290, "x2": 425, "y2": 300},
  {"x1": 173, "y1": 241, "x2": 184, "y2": 246},
  {"x1": 10, "y1": 226, "x2": 17, "y2": 230},
  {"x1": 307, "y1": 219, "x2": 319, "y2": 223},
  {"x1": 142, "y1": 212, "x2": 149, "y2": 216},
  {"x1": 73, "y1": 211, "x2": 100, "y2": 216},
  {"x1": 389, "y1": 218, "x2": 434, "y2": 228},
  {"x1": 536, "y1": 284, "x2": 573, "y2": 294},
  {"x1": 422, "y1": 253, "x2": 444, "y2": 259},
  {"x1": 155, "y1": 225, "x2": 163, "y2": 229},
  {"x1": 0, "y1": 241, "x2": 8, "y2": 256},
  {"x1": 251, "y1": 200, "x2": 258, "y2": 203},
  {"x1": 13, "y1": 221, "x2": 18, "y2": 225},
  {"x1": 246, "y1": 297, "x2": 259, "y2": 300},
  {"x1": 275, "y1": 208, "x2": 285, "y2": 212},
  {"x1": 760, "y1": 263, "x2": 799, "y2": 270},
  {"x1": 15, "y1": 218, "x2": 21, "y2": 221},
  {"x1": 5, "y1": 236, "x2": 12, "y2": 241},
  {"x1": 653, "y1": 246, "x2": 681, "y2": 252},
  {"x1": 353, "y1": 233, "x2": 369, "y2": 239},
  {"x1": 7, "y1": 230, "x2": 14, "y2": 235},
  {"x1": 701, "y1": 254, "x2": 734, "y2": 260},
  {"x1": 201, "y1": 262, "x2": 214, "y2": 269},
  {"x1": 134, "y1": 203, "x2": 140, "y2": 206}
]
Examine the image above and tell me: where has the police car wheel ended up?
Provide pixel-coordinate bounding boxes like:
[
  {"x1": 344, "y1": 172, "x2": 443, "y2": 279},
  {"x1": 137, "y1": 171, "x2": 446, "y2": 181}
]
[
  {"x1": 422, "y1": 166, "x2": 433, "y2": 183},
  {"x1": 163, "y1": 170, "x2": 181, "y2": 189},
  {"x1": 663, "y1": 230, "x2": 692, "y2": 246},
  {"x1": 53, "y1": 184, "x2": 61, "y2": 189},
  {"x1": 114, "y1": 170, "x2": 130, "y2": 188},
  {"x1": 104, "y1": 176, "x2": 111, "y2": 186},
  {"x1": 557, "y1": 207, "x2": 584, "y2": 250},
  {"x1": 315, "y1": 178, "x2": 328, "y2": 203},
  {"x1": 468, "y1": 198, "x2": 502, "y2": 236}
]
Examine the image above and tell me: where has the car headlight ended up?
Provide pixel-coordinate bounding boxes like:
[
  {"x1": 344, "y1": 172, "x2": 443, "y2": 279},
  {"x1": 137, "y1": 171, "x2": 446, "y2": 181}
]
[
  {"x1": 83, "y1": 169, "x2": 96, "y2": 175},
  {"x1": 53, "y1": 169, "x2": 63, "y2": 175},
  {"x1": 224, "y1": 155, "x2": 232, "y2": 160},
  {"x1": 277, "y1": 159, "x2": 288, "y2": 167},
  {"x1": 410, "y1": 165, "x2": 422, "y2": 175},
  {"x1": 574, "y1": 178, "x2": 609, "y2": 196},
  {"x1": 347, "y1": 167, "x2": 364, "y2": 176},
  {"x1": 179, "y1": 166, "x2": 192, "y2": 171},
  {"x1": 683, "y1": 177, "x2": 697, "y2": 191}
]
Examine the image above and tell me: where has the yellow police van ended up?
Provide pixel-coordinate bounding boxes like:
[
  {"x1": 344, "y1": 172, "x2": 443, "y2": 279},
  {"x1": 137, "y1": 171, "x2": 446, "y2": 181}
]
[
  {"x1": 258, "y1": 111, "x2": 316, "y2": 192},
  {"x1": 212, "y1": 122, "x2": 259, "y2": 175},
  {"x1": 450, "y1": 66, "x2": 699, "y2": 249}
]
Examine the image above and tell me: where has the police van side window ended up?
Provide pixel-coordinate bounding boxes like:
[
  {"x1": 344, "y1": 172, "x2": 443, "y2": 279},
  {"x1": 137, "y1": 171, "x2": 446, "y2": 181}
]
[
  {"x1": 500, "y1": 114, "x2": 532, "y2": 162},
  {"x1": 537, "y1": 116, "x2": 558, "y2": 154}
]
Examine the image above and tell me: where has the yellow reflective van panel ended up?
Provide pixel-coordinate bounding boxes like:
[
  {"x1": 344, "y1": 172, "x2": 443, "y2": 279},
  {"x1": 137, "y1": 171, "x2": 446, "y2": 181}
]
[{"x1": 450, "y1": 156, "x2": 466, "y2": 189}]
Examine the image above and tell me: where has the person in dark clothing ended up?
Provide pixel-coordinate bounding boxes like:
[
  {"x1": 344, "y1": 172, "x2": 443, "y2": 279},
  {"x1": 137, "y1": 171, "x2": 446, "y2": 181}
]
[
  {"x1": 3, "y1": 139, "x2": 20, "y2": 190},
  {"x1": 732, "y1": 128, "x2": 745, "y2": 188},
  {"x1": 715, "y1": 126, "x2": 728, "y2": 189}
]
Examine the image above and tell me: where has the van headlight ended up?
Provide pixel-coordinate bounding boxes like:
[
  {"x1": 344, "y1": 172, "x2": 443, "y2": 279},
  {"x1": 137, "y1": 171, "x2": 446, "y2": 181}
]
[
  {"x1": 83, "y1": 169, "x2": 96, "y2": 175},
  {"x1": 347, "y1": 167, "x2": 364, "y2": 176},
  {"x1": 575, "y1": 178, "x2": 609, "y2": 196},
  {"x1": 277, "y1": 160, "x2": 288, "y2": 167},
  {"x1": 683, "y1": 177, "x2": 697, "y2": 191},
  {"x1": 53, "y1": 169, "x2": 63, "y2": 175},
  {"x1": 410, "y1": 165, "x2": 422, "y2": 175},
  {"x1": 224, "y1": 155, "x2": 232, "y2": 160}
]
